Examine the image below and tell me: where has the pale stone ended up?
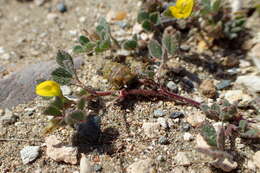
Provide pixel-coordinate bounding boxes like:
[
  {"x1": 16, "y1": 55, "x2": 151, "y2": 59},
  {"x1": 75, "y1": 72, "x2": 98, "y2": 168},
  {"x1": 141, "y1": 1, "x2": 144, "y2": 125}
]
[
  {"x1": 174, "y1": 152, "x2": 193, "y2": 166},
  {"x1": 212, "y1": 157, "x2": 238, "y2": 172},
  {"x1": 45, "y1": 135, "x2": 78, "y2": 164},
  {"x1": 223, "y1": 90, "x2": 253, "y2": 106},
  {"x1": 20, "y1": 146, "x2": 40, "y2": 164},
  {"x1": 183, "y1": 132, "x2": 193, "y2": 141},
  {"x1": 187, "y1": 111, "x2": 206, "y2": 127},
  {"x1": 142, "y1": 122, "x2": 160, "y2": 138},
  {"x1": 127, "y1": 158, "x2": 157, "y2": 173},
  {"x1": 253, "y1": 151, "x2": 260, "y2": 169},
  {"x1": 80, "y1": 154, "x2": 94, "y2": 173},
  {"x1": 236, "y1": 75, "x2": 260, "y2": 93}
]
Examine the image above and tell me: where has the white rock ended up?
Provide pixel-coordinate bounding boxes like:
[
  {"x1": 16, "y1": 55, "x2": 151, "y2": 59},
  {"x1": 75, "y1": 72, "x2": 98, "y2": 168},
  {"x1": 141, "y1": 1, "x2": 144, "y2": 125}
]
[
  {"x1": 45, "y1": 135, "x2": 78, "y2": 164},
  {"x1": 223, "y1": 90, "x2": 252, "y2": 106},
  {"x1": 157, "y1": 117, "x2": 168, "y2": 129},
  {"x1": 0, "y1": 110, "x2": 18, "y2": 126},
  {"x1": 80, "y1": 154, "x2": 94, "y2": 173},
  {"x1": 34, "y1": 0, "x2": 46, "y2": 6},
  {"x1": 0, "y1": 47, "x2": 5, "y2": 54},
  {"x1": 171, "y1": 167, "x2": 187, "y2": 173},
  {"x1": 47, "y1": 13, "x2": 58, "y2": 21},
  {"x1": 79, "y1": 17, "x2": 86, "y2": 23},
  {"x1": 187, "y1": 111, "x2": 206, "y2": 127},
  {"x1": 20, "y1": 146, "x2": 40, "y2": 164},
  {"x1": 132, "y1": 23, "x2": 143, "y2": 34},
  {"x1": 142, "y1": 122, "x2": 160, "y2": 138},
  {"x1": 61, "y1": 85, "x2": 72, "y2": 95},
  {"x1": 68, "y1": 30, "x2": 78, "y2": 36},
  {"x1": 174, "y1": 152, "x2": 193, "y2": 166},
  {"x1": 253, "y1": 151, "x2": 260, "y2": 169},
  {"x1": 212, "y1": 157, "x2": 237, "y2": 172},
  {"x1": 247, "y1": 160, "x2": 256, "y2": 170},
  {"x1": 250, "y1": 43, "x2": 260, "y2": 70},
  {"x1": 236, "y1": 75, "x2": 260, "y2": 93},
  {"x1": 127, "y1": 158, "x2": 157, "y2": 173},
  {"x1": 196, "y1": 134, "x2": 212, "y2": 149},
  {"x1": 183, "y1": 132, "x2": 193, "y2": 141},
  {"x1": 2, "y1": 53, "x2": 11, "y2": 60}
]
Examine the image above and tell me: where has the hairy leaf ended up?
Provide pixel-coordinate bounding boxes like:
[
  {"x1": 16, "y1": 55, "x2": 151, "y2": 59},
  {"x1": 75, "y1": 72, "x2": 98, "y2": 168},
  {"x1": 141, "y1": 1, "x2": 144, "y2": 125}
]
[
  {"x1": 148, "y1": 39, "x2": 163, "y2": 59},
  {"x1": 123, "y1": 40, "x2": 138, "y2": 50},
  {"x1": 51, "y1": 67, "x2": 73, "y2": 85},
  {"x1": 149, "y1": 12, "x2": 160, "y2": 24},
  {"x1": 142, "y1": 19, "x2": 153, "y2": 31},
  {"x1": 162, "y1": 33, "x2": 177, "y2": 55},
  {"x1": 79, "y1": 35, "x2": 90, "y2": 45},
  {"x1": 201, "y1": 124, "x2": 217, "y2": 147},
  {"x1": 56, "y1": 50, "x2": 75, "y2": 75},
  {"x1": 73, "y1": 45, "x2": 85, "y2": 53},
  {"x1": 43, "y1": 105, "x2": 62, "y2": 116},
  {"x1": 137, "y1": 11, "x2": 150, "y2": 24}
]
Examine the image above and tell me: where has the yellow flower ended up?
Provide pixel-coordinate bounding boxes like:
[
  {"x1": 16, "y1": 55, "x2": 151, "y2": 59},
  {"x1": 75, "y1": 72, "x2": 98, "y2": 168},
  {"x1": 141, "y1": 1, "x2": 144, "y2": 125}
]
[
  {"x1": 36, "y1": 80, "x2": 63, "y2": 97},
  {"x1": 169, "y1": 0, "x2": 194, "y2": 19}
]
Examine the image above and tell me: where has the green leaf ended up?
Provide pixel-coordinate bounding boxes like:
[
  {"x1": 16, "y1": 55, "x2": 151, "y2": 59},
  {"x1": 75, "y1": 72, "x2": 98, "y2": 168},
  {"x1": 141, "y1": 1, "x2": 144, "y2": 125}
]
[
  {"x1": 51, "y1": 67, "x2": 73, "y2": 85},
  {"x1": 142, "y1": 20, "x2": 153, "y2": 31},
  {"x1": 149, "y1": 12, "x2": 160, "y2": 24},
  {"x1": 162, "y1": 33, "x2": 177, "y2": 56},
  {"x1": 96, "y1": 17, "x2": 110, "y2": 39},
  {"x1": 201, "y1": 124, "x2": 217, "y2": 147},
  {"x1": 43, "y1": 105, "x2": 62, "y2": 116},
  {"x1": 212, "y1": 0, "x2": 221, "y2": 13},
  {"x1": 52, "y1": 96, "x2": 64, "y2": 109},
  {"x1": 240, "y1": 129, "x2": 259, "y2": 139},
  {"x1": 79, "y1": 35, "x2": 90, "y2": 45},
  {"x1": 239, "y1": 120, "x2": 248, "y2": 132},
  {"x1": 123, "y1": 40, "x2": 138, "y2": 50},
  {"x1": 148, "y1": 39, "x2": 163, "y2": 59},
  {"x1": 95, "y1": 39, "x2": 111, "y2": 53},
  {"x1": 43, "y1": 118, "x2": 63, "y2": 134},
  {"x1": 162, "y1": 8, "x2": 173, "y2": 17},
  {"x1": 65, "y1": 110, "x2": 85, "y2": 125},
  {"x1": 56, "y1": 50, "x2": 75, "y2": 75},
  {"x1": 137, "y1": 11, "x2": 150, "y2": 24},
  {"x1": 83, "y1": 42, "x2": 96, "y2": 53},
  {"x1": 77, "y1": 98, "x2": 86, "y2": 110},
  {"x1": 73, "y1": 45, "x2": 85, "y2": 53}
]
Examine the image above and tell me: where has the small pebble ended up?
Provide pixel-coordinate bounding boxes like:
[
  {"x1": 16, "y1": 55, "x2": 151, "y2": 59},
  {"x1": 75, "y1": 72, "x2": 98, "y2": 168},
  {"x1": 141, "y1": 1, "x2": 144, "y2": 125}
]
[
  {"x1": 158, "y1": 136, "x2": 168, "y2": 145},
  {"x1": 94, "y1": 164, "x2": 102, "y2": 172},
  {"x1": 183, "y1": 132, "x2": 193, "y2": 141},
  {"x1": 154, "y1": 109, "x2": 165, "y2": 117},
  {"x1": 157, "y1": 117, "x2": 168, "y2": 129},
  {"x1": 216, "y1": 80, "x2": 232, "y2": 90},
  {"x1": 20, "y1": 146, "x2": 40, "y2": 164},
  {"x1": 57, "y1": 3, "x2": 67, "y2": 13},
  {"x1": 170, "y1": 112, "x2": 184, "y2": 119},
  {"x1": 180, "y1": 45, "x2": 190, "y2": 52},
  {"x1": 181, "y1": 122, "x2": 191, "y2": 132},
  {"x1": 157, "y1": 155, "x2": 165, "y2": 162},
  {"x1": 166, "y1": 81, "x2": 178, "y2": 93}
]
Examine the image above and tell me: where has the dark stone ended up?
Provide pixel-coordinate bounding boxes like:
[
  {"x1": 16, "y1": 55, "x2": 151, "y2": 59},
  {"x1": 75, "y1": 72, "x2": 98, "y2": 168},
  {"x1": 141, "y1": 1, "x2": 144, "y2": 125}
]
[
  {"x1": 94, "y1": 164, "x2": 102, "y2": 172},
  {"x1": 158, "y1": 136, "x2": 168, "y2": 145},
  {"x1": 170, "y1": 112, "x2": 184, "y2": 119},
  {"x1": 0, "y1": 58, "x2": 83, "y2": 109},
  {"x1": 181, "y1": 122, "x2": 191, "y2": 132},
  {"x1": 216, "y1": 80, "x2": 232, "y2": 90},
  {"x1": 57, "y1": 3, "x2": 67, "y2": 13}
]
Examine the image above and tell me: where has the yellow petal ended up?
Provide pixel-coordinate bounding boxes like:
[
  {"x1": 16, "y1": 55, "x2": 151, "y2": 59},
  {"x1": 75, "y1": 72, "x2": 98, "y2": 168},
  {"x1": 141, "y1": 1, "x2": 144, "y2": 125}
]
[
  {"x1": 36, "y1": 80, "x2": 62, "y2": 97},
  {"x1": 169, "y1": 0, "x2": 194, "y2": 19}
]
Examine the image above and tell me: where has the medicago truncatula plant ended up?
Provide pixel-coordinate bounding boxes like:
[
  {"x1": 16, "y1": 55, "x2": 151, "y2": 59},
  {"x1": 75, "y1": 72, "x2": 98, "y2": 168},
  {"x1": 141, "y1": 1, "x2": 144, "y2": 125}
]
[{"x1": 35, "y1": 50, "x2": 200, "y2": 134}]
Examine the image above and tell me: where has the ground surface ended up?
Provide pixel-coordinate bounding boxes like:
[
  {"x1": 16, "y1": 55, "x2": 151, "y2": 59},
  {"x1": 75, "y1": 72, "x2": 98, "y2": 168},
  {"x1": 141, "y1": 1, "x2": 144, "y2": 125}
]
[{"x1": 0, "y1": 0, "x2": 260, "y2": 173}]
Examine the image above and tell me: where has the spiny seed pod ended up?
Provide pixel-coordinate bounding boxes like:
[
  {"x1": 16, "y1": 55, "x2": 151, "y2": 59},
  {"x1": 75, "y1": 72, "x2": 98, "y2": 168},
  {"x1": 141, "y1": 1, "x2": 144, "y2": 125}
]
[{"x1": 102, "y1": 62, "x2": 136, "y2": 88}]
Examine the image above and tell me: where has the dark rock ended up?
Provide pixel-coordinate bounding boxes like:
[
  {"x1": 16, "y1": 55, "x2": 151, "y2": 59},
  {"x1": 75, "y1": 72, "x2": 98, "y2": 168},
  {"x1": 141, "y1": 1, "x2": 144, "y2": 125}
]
[
  {"x1": 180, "y1": 122, "x2": 191, "y2": 132},
  {"x1": 57, "y1": 3, "x2": 67, "y2": 13},
  {"x1": 170, "y1": 112, "x2": 184, "y2": 119},
  {"x1": 158, "y1": 136, "x2": 168, "y2": 145},
  {"x1": 0, "y1": 58, "x2": 83, "y2": 109},
  {"x1": 94, "y1": 164, "x2": 102, "y2": 172},
  {"x1": 216, "y1": 80, "x2": 232, "y2": 90}
]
